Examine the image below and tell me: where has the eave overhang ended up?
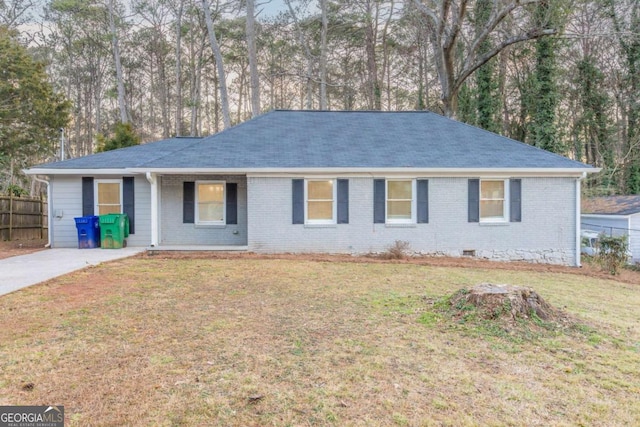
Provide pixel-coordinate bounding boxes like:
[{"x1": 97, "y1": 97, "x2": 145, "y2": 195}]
[{"x1": 25, "y1": 167, "x2": 600, "y2": 177}]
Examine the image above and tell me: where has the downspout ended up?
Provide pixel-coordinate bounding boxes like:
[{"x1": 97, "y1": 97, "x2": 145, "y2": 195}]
[
  {"x1": 32, "y1": 175, "x2": 52, "y2": 248},
  {"x1": 145, "y1": 172, "x2": 159, "y2": 247},
  {"x1": 575, "y1": 172, "x2": 587, "y2": 267}
]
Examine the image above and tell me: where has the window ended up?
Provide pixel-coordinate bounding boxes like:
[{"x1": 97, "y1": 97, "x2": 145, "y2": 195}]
[
  {"x1": 386, "y1": 180, "x2": 415, "y2": 223},
  {"x1": 306, "y1": 179, "x2": 336, "y2": 224},
  {"x1": 95, "y1": 179, "x2": 122, "y2": 215},
  {"x1": 196, "y1": 181, "x2": 225, "y2": 224},
  {"x1": 480, "y1": 179, "x2": 507, "y2": 222}
]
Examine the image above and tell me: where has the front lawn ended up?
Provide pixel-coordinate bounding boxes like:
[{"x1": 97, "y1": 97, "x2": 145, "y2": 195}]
[{"x1": 0, "y1": 254, "x2": 638, "y2": 426}]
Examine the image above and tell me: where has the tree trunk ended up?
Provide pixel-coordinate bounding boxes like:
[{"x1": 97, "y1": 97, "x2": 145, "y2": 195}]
[
  {"x1": 285, "y1": 0, "x2": 313, "y2": 109},
  {"x1": 202, "y1": 0, "x2": 231, "y2": 129},
  {"x1": 246, "y1": 0, "x2": 260, "y2": 117},
  {"x1": 364, "y1": 0, "x2": 380, "y2": 110},
  {"x1": 175, "y1": 0, "x2": 184, "y2": 136},
  {"x1": 108, "y1": 0, "x2": 128, "y2": 124},
  {"x1": 319, "y1": 0, "x2": 328, "y2": 110}
]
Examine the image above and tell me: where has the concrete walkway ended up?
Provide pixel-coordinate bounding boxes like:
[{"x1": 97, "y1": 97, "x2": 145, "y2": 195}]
[{"x1": 0, "y1": 247, "x2": 146, "y2": 296}]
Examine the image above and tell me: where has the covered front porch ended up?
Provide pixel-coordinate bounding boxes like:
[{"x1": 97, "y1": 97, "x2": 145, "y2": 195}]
[{"x1": 146, "y1": 173, "x2": 248, "y2": 248}]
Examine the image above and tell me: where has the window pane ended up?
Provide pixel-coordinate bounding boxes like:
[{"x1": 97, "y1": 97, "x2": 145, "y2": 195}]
[
  {"x1": 388, "y1": 201, "x2": 412, "y2": 219},
  {"x1": 198, "y1": 202, "x2": 224, "y2": 222},
  {"x1": 98, "y1": 205, "x2": 121, "y2": 215},
  {"x1": 388, "y1": 181, "x2": 412, "y2": 199},
  {"x1": 481, "y1": 200, "x2": 504, "y2": 218},
  {"x1": 308, "y1": 201, "x2": 333, "y2": 220},
  {"x1": 198, "y1": 183, "x2": 224, "y2": 203},
  {"x1": 481, "y1": 181, "x2": 504, "y2": 199},
  {"x1": 308, "y1": 181, "x2": 333, "y2": 200},
  {"x1": 98, "y1": 183, "x2": 120, "y2": 204}
]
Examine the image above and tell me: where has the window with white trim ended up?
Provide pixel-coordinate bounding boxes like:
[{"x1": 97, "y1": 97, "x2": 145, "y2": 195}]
[
  {"x1": 480, "y1": 179, "x2": 508, "y2": 222},
  {"x1": 95, "y1": 179, "x2": 122, "y2": 215},
  {"x1": 196, "y1": 181, "x2": 225, "y2": 224},
  {"x1": 386, "y1": 179, "x2": 415, "y2": 223},
  {"x1": 306, "y1": 179, "x2": 336, "y2": 224}
]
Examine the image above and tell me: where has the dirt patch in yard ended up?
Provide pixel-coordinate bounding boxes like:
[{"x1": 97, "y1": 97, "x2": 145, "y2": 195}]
[
  {"x1": 0, "y1": 239, "x2": 47, "y2": 260},
  {"x1": 143, "y1": 250, "x2": 640, "y2": 286}
]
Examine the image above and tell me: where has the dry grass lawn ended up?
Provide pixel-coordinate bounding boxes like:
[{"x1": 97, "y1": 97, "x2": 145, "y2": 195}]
[{"x1": 0, "y1": 253, "x2": 639, "y2": 426}]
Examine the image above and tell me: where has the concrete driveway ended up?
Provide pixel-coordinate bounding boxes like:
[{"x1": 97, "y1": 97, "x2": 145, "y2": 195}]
[{"x1": 0, "y1": 247, "x2": 146, "y2": 296}]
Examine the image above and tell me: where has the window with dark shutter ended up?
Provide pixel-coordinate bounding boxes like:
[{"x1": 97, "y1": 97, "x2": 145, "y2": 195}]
[
  {"x1": 292, "y1": 179, "x2": 304, "y2": 224},
  {"x1": 337, "y1": 179, "x2": 349, "y2": 224},
  {"x1": 183, "y1": 181, "x2": 195, "y2": 224},
  {"x1": 226, "y1": 183, "x2": 238, "y2": 225},
  {"x1": 373, "y1": 179, "x2": 385, "y2": 224},
  {"x1": 510, "y1": 179, "x2": 522, "y2": 222},
  {"x1": 468, "y1": 179, "x2": 480, "y2": 223},
  {"x1": 82, "y1": 177, "x2": 94, "y2": 216},
  {"x1": 123, "y1": 177, "x2": 135, "y2": 234},
  {"x1": 417, "y1": 179, "x2": 429, "y2": 223}
]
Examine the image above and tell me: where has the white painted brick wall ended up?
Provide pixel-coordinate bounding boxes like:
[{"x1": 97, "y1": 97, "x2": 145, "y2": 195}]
[
  {"x1": 247, "y1": 176, "x2": 578, "y2": 265},
  {"x1": 49, "y1": 174, "x2": 578, "y2": 265},
  {"x1": 160, "y1": 175, "x2": 247, "y2": 245}
]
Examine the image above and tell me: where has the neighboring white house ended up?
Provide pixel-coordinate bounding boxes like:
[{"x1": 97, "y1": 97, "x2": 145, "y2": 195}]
[
  {"x1": 25, "y1": 110, "x2": 598, "y2": 266},
  {"x1": 582, "y1": 196, "x2": 640, "y2": 264}
]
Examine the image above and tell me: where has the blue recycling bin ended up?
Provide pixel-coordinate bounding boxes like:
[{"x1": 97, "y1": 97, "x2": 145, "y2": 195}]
[{"x1": 74, "y1": 216, "x2": 100, "y2": 249}]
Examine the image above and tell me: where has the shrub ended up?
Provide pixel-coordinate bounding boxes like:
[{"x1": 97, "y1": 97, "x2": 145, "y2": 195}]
[
  {"x1": 5, "y1": 184, "x2": 28, "y2": 197},
  {"x1": 595, "y1": 235, "x2": 629, "y2": 275},
  {"x1": 380, "y1": 240, "x2": 411, "y2": 260}
]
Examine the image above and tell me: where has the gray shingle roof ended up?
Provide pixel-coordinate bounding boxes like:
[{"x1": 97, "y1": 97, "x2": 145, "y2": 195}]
[
  {"x1": 29, "y1": 110, "x2": 593, "y2": 171},
  {"x1": 582, "y1": 196, "x2": 640, "y2": 216}
]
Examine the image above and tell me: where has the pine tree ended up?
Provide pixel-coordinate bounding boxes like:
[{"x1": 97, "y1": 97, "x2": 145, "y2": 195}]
[{"x1": 0, "y1": 25, "x2": 70, "y2": 187}]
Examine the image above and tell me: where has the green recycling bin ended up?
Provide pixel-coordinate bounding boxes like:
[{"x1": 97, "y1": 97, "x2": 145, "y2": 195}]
[{"x1": 99, "y1": 213, "x2": 129, "y2": 249}]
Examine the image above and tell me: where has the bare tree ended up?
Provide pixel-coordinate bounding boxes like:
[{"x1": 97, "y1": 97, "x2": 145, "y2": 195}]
[
  {"x1": 0, "y1": 0, "x2": 35, "y2": 28},
  {"x1": 285, "y1": 0, "x2": 314, "y2": 109},
  {"x1": 107, "y1": 0, "x2": 128, "y2": 124},
  {"x1": 412, "y1": 0, "x2": 556, "y2": 118},
  {"x1": 246, "y1": 0, "x2": 261, "y2": 116},
  {"x1": 202, "y1": 0, "x2": 231, "y2": 129},
  {"x1": 174, "y1": 0, "x2": 185, "y2": 136},
  {"x1": 319, "y1": 0, "x2": 328, "y2": 109}
]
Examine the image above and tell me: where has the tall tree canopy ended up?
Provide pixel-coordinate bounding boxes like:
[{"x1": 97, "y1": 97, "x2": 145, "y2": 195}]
[
  {"x1": 2, "y1": 0, "x2": 638, "y2": 195},
  {"x1": 0, "y1": 25, "x2": 69, "y2": 188}
]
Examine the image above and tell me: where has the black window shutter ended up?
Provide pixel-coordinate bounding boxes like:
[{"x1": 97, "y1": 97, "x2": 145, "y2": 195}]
[
  {"x1": 417, "y1": 179, "x2": 429, "y2": 223},
  {"x1": 510, "y1": 179, "x2": 522, "y2": 223},
  {"x1": 337, "y1": 179, "x2": 349, "y2": 224},
  {"x1": 123, "y1": 177, "x2": 135, "y2": 234},
  {"x1": 226, "y1": 183, "x2": 238, "y2": 225},
  {"x1": 292, "y1": 179, "x2": 304, "y2": 224},
  {"x1": 468, "y1": 179, "x2": 480, "y2": 223},
  {"x1": 373, "y1": 179, "x2": 385, "y2": 224},
  {"x1": 183, "y1": 181, "x2": 195, "y2": 224},
  {"x1": 82, "y1": 177, "x2": 94, "y2": 216}
]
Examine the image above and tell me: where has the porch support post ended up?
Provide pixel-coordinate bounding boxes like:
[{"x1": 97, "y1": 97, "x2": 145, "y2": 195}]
[{"x1": 146, "y1": 172, "x2": 159, "y2": 247}]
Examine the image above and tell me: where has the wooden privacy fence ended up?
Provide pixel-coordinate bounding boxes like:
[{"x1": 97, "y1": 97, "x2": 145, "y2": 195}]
[{"x1": 0, "y1": 195, "x2": 48, "y2": 241}]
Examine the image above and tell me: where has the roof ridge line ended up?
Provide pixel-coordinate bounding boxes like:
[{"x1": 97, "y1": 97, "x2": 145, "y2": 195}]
[{"x1": 136, "y1": 137, "x2": 209, "y2": 167}]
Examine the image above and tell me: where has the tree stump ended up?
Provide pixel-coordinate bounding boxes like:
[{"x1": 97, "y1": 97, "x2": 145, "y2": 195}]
[{"x1": 450, "y1": 283, "x2": 562, "y2": 322}]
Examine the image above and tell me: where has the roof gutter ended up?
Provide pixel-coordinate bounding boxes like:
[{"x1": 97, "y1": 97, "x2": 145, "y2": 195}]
[
  {"x1": 576, "y1": 172, "x2": 587, "y2": 267},
  {"x1": 25, "y1": 166, "x2": 601, "y2": 177},
  {"x1": 145, "y1": 172, "x2": 159, "y2": 247}
]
